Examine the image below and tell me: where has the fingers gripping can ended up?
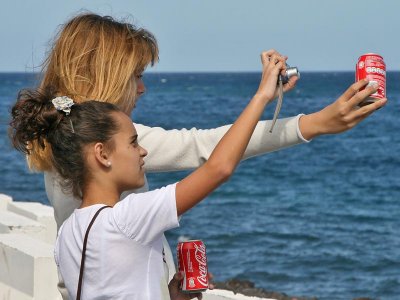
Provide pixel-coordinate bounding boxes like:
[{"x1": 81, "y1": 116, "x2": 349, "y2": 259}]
[
  {"x1": 176, "y1": 240, "x2": 209, "y2": 292},
  {"x1": 356, "y1": 53, "x2": 386, "y2": 106}
]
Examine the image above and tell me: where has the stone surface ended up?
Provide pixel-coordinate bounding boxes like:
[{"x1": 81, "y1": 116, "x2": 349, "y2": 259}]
[
  {"x1": 0, "y1": 211, "x2": 46, "y2": 241},
  {"x1": 0, "y1": 194, "x2": 12, "y2": 210},
  {"x1": 0, "y1": 282, "x2": 32, "y2": 300},
  {"x1": 7, "y1": 201, "x2": 57, "y2": 243},
  {"x1": 0, "y1": 233, "x2": 60, "y2": 299},
  {"x1": 205, "y1": 289, "x2": 276, "y2": 300}
]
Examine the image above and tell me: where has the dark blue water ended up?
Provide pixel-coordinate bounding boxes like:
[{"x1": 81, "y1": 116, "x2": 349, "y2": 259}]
[{"x1": 1, "y1": 72, "x2": 399, "y2": 299}]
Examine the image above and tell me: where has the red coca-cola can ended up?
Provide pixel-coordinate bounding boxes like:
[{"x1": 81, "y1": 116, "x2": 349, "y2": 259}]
[
  {"x1": 356, "y1": 53, "x2": 386, "y2": 106},
  {"x1": 176, "y1": 240, "x2": 209, "y2": 292}
]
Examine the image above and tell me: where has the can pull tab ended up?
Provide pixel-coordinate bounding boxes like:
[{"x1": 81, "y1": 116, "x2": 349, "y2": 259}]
[{"x1": 269, "y1": 77, "x2": 284, "y2": 133}]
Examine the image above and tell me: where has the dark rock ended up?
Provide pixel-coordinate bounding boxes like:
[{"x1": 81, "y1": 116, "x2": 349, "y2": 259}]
[{"x1": 214, "y1": 279, "x2": 318, "y2": 300}]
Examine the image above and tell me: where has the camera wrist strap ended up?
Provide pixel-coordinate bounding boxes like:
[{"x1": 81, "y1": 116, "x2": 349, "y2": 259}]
[{"x1": 269, "y1": 78, "x2": 284, "y2": 133}]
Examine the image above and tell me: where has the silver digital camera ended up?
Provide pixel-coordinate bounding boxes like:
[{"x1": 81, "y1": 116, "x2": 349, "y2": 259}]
[{"x1": 280, "y1": 65, "x2": 300, "y2": 84}]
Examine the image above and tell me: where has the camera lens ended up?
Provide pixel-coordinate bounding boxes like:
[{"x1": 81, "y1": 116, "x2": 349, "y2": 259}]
[
  {"x1": 281, "y1": 67, "x2": 300, "y2": 84},
  {"x1": 286, "y1": 67, "x2": 300, "y2": 80}
]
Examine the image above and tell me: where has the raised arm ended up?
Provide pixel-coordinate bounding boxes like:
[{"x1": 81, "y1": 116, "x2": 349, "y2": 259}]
[
  {"x1": 136, "y1": 74, "x2": 386, "y2": 174},
  {"x1": 135, "y1": 116, "x2": 304, "y2": 172},
  {"x1": 174, "y1": 52, "x2": 385, "y2": 216},
  {"x1": 176, "y1": 50, "x2": 288, "y2": 215}
]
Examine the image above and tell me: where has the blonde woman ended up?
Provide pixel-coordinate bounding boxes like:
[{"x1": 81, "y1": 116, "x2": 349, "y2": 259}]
[{"x1": 30, "y1": 13, "x2": 385, "y2": 299}]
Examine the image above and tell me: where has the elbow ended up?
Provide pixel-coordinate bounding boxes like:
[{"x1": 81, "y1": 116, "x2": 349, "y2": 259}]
[
  {"x1": 219, "y1": 165, "x2": 235, "y2": 182},
  {"x1": 208, "y1": 161, "x2": 235, "y2": 183}
]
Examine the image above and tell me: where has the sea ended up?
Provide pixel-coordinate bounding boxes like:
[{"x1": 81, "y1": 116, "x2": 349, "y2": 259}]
[{"x1": 1, "y1": 72, "x2": 399, "y2": 300}]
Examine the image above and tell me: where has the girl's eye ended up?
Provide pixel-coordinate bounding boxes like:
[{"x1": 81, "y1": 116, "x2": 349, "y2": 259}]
[{"x1": 136, "y1": 74, "x2": 143, "y2": 79}]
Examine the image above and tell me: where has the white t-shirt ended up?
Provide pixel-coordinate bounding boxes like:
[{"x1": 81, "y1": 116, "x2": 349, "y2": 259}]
[{"x1": 54, "y1": 184, "x2": 179, "y2": 300}]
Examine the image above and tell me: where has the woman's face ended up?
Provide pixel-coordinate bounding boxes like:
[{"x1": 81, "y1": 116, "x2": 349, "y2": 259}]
[{"x1": 125, "y1": 73, "x2": 146, "y2": 115}]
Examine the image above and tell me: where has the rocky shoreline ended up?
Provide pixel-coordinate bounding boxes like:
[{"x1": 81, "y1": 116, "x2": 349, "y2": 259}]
[
  {"x1": 215, "y1": 279, "x2": 377, "y2": 300},
  {"x1": 214, "y1": 279, "x2": 317, "y2": 300}
]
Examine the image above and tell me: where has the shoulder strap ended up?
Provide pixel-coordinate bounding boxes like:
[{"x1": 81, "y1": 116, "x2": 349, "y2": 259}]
[{"x1": 76, "y1": 205, "x2": 111, "y2": 300}]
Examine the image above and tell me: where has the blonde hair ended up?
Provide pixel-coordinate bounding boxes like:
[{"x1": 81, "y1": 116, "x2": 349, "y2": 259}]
[{"x1": 28, "y1": 13, "x2": 158, "y2": 171}]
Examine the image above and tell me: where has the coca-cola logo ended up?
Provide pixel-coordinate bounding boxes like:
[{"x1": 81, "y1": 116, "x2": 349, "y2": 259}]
[
  {"x1": 194, "y1": 243, "x2": 208, "y2": 288},
  {"x1": 366, "y1": 67, "x2": 385, "y2": 76}
]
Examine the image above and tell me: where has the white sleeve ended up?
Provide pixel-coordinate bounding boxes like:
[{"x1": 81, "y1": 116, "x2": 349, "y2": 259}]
[
  {"x1": 135, "y1": 115, "x2": 308, "y2": 172},
  {"x1": 113, "y1": 184, "x2": 179, "y2": 244}
]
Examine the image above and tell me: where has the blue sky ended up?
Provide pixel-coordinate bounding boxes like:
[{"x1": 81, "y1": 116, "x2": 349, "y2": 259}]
[{"x1": 1, "y1": 0, "x2": 398, "y2": 72}]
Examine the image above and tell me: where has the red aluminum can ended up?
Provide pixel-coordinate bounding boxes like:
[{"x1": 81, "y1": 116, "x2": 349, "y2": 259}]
[
  {"x1": 356, "y1": 53, "x2": 386, "y2": 106},
  {"x1": 176, "y1": 240, "x2": 209, "y2": 292}
]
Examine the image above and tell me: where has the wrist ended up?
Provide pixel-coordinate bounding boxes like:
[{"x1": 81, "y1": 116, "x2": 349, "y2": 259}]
[
  {"x1": 298, "y1": 112, "x2": 326, "y2": 140},
  {"x1": 253, "y1": 92, "x2": 273, "y2": 104}
]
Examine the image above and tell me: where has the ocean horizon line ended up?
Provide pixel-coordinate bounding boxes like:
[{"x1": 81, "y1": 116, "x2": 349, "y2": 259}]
[{"x1": 1, "y1": 70, "x2": 399, "y2": 75}]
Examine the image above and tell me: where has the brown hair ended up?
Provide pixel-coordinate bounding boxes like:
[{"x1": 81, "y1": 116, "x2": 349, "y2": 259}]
[
  {"x1": 29, "y1": 13, "x2": 158, "y2": 171},
  {"x1": 9, "y1": 88, "x2": 121, "y2": 197}
]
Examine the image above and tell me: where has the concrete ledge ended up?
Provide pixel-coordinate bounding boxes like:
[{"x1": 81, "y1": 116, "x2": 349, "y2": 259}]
[
  {"x1": 0, "y1": 194, "x2": 12, "y2": 210},
  {"x1": 0, "y1": 282, "x2": 31, "y2": 300},
  {"x1": 0, "y1": 211, "x2": 46, "y2": 242},
  {"x1": 0, "y1": 196, "x2": 61, "y2": 300},
  {"x1": 0, "y1": 234, "x2": 60, "y2": 299},
  {"x1": 204, "y1": 289, "x2": 275, "y2": 300},
  {"x1": 7, "y1": 201, "x2": 57, "y2": 243}
]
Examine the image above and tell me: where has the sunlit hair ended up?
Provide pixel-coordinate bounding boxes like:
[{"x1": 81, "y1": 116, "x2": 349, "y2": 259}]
[{"x1": 28, "y1": 12, "x2": 158, "y2": 171}]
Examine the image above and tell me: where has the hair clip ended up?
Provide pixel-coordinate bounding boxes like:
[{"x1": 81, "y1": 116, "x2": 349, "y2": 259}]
[{"x1": 52, "y1": 96, "x2": 74, "y2": 115}]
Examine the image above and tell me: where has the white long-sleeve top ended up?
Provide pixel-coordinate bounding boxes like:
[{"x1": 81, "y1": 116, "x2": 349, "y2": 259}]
[{"x1": 46, "y1": 115, "x2": 308, "y2": 285}]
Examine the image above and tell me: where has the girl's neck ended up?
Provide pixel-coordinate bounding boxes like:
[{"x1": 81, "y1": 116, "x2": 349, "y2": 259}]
[{"x1": 81, "y1": 184, "x2": 120, "y2": 208}]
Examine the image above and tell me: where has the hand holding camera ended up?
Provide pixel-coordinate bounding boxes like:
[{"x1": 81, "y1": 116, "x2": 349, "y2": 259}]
[
  {"x1": 255, "y1": 50, "x2": 289, "y2": 103},
  {"x1": 254, "y1": 50, "x2": 300, "y2": 132}
]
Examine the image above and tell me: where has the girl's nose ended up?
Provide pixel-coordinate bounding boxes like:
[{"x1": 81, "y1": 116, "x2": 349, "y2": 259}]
[{"x1": 139, "y1": 145, "x2": 148, "y2": 157}]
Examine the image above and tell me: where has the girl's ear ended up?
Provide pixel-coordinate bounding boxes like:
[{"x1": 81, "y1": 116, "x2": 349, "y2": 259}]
[{"x1": 93, "y1": 142, "x2": 112, "y2": 168}]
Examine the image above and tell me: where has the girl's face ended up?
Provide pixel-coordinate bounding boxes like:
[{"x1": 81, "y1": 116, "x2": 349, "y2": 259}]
[{"x1": 109, "y1": 112, "x2": 148, "y2": 192}]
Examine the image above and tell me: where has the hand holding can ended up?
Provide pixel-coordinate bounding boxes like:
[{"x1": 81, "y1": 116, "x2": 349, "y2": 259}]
[
  {"x1": 356, "y1": 53, "x2": 386, "y2": 106},
  {"x1": 176, "y1": 240, "x2": 209, "y2": 293}
]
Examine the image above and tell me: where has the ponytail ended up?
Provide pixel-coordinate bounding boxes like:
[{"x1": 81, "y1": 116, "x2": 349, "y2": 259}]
[
  {"x1": 9, "y1": 88, "x2": 61, "y2": 155},
  {"x1": 9, "y1": 89, "x2": 121, "y2": 197}
]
